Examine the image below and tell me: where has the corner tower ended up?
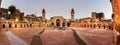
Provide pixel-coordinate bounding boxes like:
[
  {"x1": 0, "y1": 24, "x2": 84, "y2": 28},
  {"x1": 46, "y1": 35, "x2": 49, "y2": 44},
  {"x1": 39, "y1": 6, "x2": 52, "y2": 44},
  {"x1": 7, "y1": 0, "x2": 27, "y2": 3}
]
[
  {"x1": 71, "y1": 8, "x2": 75, "y2": 22},
  {"x1": 42, "y1": 8, "x2": 46, "y2": 22}
]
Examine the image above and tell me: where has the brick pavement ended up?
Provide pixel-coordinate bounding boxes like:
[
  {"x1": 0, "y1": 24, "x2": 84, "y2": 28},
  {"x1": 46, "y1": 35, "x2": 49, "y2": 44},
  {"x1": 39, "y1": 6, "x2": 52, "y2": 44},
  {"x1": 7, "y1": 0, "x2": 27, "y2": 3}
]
[
  {"x1": 6, "y1": 31, "x2": 28, "y2": 45},
  {"x1": 9, "y1": 27, "x2": 44, "y2": 44},
  {"x1": 0, "y1": 30, "x2": 11, "y2": 45},
  {"x1": 3, "y1": 27, "x2": 115, "y2": 45}
]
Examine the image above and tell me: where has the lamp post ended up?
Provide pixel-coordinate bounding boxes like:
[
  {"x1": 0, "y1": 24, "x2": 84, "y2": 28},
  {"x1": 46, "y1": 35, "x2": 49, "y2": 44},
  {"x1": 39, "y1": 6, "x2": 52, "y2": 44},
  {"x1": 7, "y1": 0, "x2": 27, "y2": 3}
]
[
  {"x1": 15, "y1": 18, "x2": 19, "y2": 28},
  {"x1": 15, "y1": 18, "x2": 19, "y2": 22}
]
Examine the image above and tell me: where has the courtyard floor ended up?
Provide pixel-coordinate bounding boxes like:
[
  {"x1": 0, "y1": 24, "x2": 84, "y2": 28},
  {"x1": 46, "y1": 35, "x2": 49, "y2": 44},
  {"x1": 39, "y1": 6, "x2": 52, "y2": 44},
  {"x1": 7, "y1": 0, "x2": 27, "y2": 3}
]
[
  {"x1": 6, "y1": 31, "x2": 28, "y2": 45},
  {"x1": 0, "y1": 27, "x2": 115, "y2": 45}
]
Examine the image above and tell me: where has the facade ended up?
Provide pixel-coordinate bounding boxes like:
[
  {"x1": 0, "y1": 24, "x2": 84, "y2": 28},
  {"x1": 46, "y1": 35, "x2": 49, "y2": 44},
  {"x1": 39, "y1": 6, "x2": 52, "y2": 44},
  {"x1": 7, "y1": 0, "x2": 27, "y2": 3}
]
[
  {"x1": 0, "y1": 8, "x2": 45, "y2": 29},
  {"x1": 0, "y1": 0, "x2": 113, "y2": 30},
  {"x1": 71, "y1": 12, "x2": 113, "y2": 30},
  {"x1": 0, "y1": 8, "x2": 9, "y2": 19},
  {"x1": 0, "y1": 8, "x2": 74, "y2": 29},
  {"x1": 0, "y1": 7, "x2": 113, "y2": 30},
  {"x1": 48, "y1": 16, "x2": 70, "y2": 27}
]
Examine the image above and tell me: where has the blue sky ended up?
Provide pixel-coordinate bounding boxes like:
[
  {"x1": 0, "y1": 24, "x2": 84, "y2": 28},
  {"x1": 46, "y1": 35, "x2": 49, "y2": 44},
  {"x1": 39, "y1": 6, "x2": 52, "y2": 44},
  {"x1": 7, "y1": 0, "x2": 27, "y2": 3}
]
[{"x1": 1, "y1": 0, "x2": 112, "y2": 19}]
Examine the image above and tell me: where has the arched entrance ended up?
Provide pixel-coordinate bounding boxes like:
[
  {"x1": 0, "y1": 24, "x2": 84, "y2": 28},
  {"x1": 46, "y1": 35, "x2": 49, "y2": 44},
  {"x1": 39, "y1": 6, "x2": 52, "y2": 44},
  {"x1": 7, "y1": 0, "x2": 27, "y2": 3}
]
[
  {"x1": 2, "y1": 24, "x2": 5, "y2": 28},
  {"x1": 30, "y1": 24, "x2": 32, "y2": 27},
  {"x1": 87, "y1": 25, "x2": 89, "y2": 28},
  {"x1": 94, "y1": 24, "x2": 96, "y2": 28},
  {"x1": 108, "y1": 26, "x2": 111, "y2": 30},
  {"x1": 27, "y1": 24, "x2": 29, "y2": 27},
  {"x1": 20, "y1": 24, "x2": 22, "y2": 28},
  {"x1": 62, "y1": 22, "x2": 65, "y2": 27},
  {"x1": 51, "y1": 22, "x2": 54, "y2": 27},
  {"x1": 67, "y1": 22, "x2": 70, "y2": 27},
  {"x1": 56, "y1": 19, "x2": 60, "y2": 27},
  {"x1": 98, "y1": 26, "x2": 100, "y2": 29},
  {"x1": 98, "y1": 24, "x2": 101, "y2": 29},
  {"x1": 9, "y1": 24, "x2": 12, "y2": 28},
  {"x1": 15, "y1": 24, "x2": 17, "y2": 28},
  {"x1": 90, "y1": 24, "x2": 92, "y2": 28},
  {"x1": 103, "y1": 25, "x2": 106, "y2": 29},
  {"x1": 84, "y1": 24, "x2": 86, "y2": 28}
]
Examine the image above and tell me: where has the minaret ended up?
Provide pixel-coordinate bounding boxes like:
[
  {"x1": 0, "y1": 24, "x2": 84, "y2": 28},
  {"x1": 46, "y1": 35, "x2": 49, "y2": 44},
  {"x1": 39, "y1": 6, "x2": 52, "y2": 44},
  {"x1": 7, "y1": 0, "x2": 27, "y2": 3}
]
[
  {"x1": 71, "y1": 8, "x2": 75, "y2": 22},
  {"x1": 42, "y1": 8, "x2": 46, "y2": 22},
  {"x1": 92, "y1": 12, "x2": 96, "y2": 19}
]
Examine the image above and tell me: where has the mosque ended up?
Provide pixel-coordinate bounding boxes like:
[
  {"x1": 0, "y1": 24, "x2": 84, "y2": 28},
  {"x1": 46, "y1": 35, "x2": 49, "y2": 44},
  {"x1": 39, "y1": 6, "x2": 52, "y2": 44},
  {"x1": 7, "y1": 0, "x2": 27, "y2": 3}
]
[
  {"x1": 0, "y1": 7, "x2": 113, "y2": 30},
  {"x1": 0, "y1": 0, "x2": 113, "y2": 30}
]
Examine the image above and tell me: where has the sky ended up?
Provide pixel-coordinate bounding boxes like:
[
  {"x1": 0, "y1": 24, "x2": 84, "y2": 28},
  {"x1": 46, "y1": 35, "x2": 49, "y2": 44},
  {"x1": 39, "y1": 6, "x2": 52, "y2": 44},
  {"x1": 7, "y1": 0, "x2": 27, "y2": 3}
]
[{"x1": 1, "y1": 0, "x2": 112, "y2": 19}]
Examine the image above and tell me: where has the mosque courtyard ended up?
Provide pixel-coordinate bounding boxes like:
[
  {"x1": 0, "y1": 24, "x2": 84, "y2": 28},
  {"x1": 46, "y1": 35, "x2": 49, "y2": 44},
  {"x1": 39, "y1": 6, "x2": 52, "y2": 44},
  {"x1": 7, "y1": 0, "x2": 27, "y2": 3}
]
[{"x1": 0, "y1": 27, "x2": 114, "y2": 45}]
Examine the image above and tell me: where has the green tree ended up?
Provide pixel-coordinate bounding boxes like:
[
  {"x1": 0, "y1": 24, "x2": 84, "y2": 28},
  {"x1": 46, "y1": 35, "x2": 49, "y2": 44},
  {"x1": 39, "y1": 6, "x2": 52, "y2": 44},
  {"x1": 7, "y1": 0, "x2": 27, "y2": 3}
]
[
  {"x1": 8, "y1": 5, "x2": 16, "y2": 14},
  {"x1": 8, "y1": 5, "x2": 16, "y2": 19}
]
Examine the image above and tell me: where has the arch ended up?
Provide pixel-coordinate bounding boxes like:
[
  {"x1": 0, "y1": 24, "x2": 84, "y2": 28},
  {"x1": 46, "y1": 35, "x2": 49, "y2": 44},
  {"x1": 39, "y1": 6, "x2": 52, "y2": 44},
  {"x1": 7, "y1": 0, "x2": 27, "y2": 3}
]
[
  {"x1": 56, "y1": 19, "x2": 60, "y2": 27},
  {"x1": 9, "y1": 24, "x2": 12, "y2": 28},
  {"x1": 30, "y1": 24, "x2": 32, "y2": 27},
  {"x1": 108, "y1": 26, "x2": 111, "y2": 30},
  {"x1": 87, "y1": 24, "x2": 89, "y2": 28},
  {"x1": 93, "y1": 24, "x2": 96, "y2": 28},
  {"x1": 103, "y1": 24, "x2": 106, "y2": 29},
  {"x1": 20, "y1": 24, "x2": 22, "y2": 28},
  {"x1": 84, "y1": 24, "x2": 86, "y2": 28},
  {"x1": 103, "y1": 25, "x2": 106, "y2": 29},
  {"x1": 98, "y1": 26, "x2": 100, "y2": 29},
  {"x1": 98, "y1": 24, "x2": 101, "y2": 29},
  {"x1": 2, "y1": 24, "x2": 5, "y2": 28},
  {"x1": 90, "y1": 24, "x2": 92, "y2": 28},
  {"x1": 51, "y1": 22, "x2": 54, "y2": 26},
  {"x1": 62, "y1": 22, "x2": 65, "y2": 27},
  {"x1": 67, "y1": 22, "x2": 70, "y2": 27},
  {"x1": 15, "y1": 24, "x2": 17, "y2": 28}
]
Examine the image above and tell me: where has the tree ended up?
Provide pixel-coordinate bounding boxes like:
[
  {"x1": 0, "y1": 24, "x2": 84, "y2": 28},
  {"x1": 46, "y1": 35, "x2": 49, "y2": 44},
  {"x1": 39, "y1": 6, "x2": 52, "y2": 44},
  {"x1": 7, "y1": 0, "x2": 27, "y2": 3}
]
[
  {"x1": 8, "y1": 5, "x2": 16, "y2": 14},
  {"x1": 8, "y1": 5, "x2": 16, "y2": 19}
]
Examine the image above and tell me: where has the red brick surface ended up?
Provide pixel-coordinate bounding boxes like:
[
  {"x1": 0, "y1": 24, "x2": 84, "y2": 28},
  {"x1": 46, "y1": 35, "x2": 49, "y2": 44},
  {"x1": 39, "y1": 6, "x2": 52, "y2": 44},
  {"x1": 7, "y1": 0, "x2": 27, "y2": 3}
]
[
  {"x1": 72, "y1": 28, "x2": 114, "y2": 45},
  {"x1": 0, "y1": 30, "x2": 11, "y2": 45},
  {"x1": 9, "y1": 27, "x2": 44, "y2": 44},
  {"x1": 6, "y1": 27, "x2": 114, "y2": 45}
]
